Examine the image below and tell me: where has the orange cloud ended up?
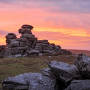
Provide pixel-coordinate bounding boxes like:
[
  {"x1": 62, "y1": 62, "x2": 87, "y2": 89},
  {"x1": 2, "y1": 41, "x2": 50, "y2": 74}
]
[
  {"x1": 34, "y1": 27, "x2": 88, "y2": 37},
  {"x1": 0, "y1": 36, "x2": 6, "y2": 45}
]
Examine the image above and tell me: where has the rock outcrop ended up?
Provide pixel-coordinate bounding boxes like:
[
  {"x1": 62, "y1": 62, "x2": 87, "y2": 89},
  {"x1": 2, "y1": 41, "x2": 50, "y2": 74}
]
[
  {"x1": 2, "y1": 54, "x2": 90, "y2": 90},
  {"x1": 0, "y1": 24, "x2": 72, "y2": 57}
]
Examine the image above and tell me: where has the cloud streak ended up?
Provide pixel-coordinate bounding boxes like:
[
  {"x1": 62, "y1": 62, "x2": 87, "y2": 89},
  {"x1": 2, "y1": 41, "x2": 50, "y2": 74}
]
[{"x1": 0, "y1": 0, "x2": 90, "y2": 13}]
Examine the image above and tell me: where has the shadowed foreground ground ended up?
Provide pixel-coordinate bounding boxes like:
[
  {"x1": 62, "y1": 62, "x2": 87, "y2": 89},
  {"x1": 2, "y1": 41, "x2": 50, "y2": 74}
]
[{"x1": 0, "y1": 55, "x2": 76, "y2": 89}]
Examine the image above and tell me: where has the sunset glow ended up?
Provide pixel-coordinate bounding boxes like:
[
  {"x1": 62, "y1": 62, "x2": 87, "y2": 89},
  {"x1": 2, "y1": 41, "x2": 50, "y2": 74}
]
[{"x1": 0, "y1": 0, "x2": 90, "y2": 50}]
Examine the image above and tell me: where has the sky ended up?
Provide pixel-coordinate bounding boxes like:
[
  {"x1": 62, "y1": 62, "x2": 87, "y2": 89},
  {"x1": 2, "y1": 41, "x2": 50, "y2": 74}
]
[{"x1": 0, "y1": 0, "x2": 90, "y2": 50}]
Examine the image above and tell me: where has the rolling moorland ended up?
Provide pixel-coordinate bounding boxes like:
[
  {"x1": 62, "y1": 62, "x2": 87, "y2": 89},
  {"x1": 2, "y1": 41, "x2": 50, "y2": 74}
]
[
  {"x1": 0, "y1": 49, "x2": 90, "y2": 88},
  {"x1": 70, "y1": 49, "x2": 90, "y2": 56}
]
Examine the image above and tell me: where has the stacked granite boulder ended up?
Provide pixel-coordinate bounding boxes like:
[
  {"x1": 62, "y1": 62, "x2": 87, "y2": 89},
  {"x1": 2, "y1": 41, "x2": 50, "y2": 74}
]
[
  {"x1": 4, "y1": 25, "x2": 37, "y2": 57},
  {"x1": 2, "y1": 54, "x2": 90, "y2": 90},
  {"x1": 19, "y1": 25, "x2": 37, "y2": 48},
  {"x1": 0, "y1": 24, "x2": 72, "y2": 57}
]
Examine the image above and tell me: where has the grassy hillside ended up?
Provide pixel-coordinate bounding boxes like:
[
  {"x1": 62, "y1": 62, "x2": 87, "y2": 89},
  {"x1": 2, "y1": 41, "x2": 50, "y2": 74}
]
[{"x1": 0, "y1": 55, "x2": 76, "y2": 89}]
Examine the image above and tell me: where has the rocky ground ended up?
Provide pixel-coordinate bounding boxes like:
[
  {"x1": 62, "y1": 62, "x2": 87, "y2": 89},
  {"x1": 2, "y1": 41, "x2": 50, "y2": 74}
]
[
  {"x1": 2, "y1": 54, "x2": 90, "y2": 90},
  {"x1": 0, "y1": 55, "x2": 75, "y2": 90}
]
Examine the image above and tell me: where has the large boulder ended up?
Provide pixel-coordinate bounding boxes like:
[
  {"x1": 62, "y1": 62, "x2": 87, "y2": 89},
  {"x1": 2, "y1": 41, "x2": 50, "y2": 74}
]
[
  {"x1": 74, "y1": 54, "x2": 90, "y2": 79},
  {"x1": 49, "y1": 61, "x2": 80, "y2": 87},
  {"x1": 2, "y1": 73, "x2": 56, "y2": 90},
  {"x1": 65, "y1": 80, "x2": 90, "y2": 90},
  {"x1": 21, "y1": 34, "x2": 37, "y2": 48},
  {"x1": 6, "y1": 33, "x2": 17, "y2": 44}
]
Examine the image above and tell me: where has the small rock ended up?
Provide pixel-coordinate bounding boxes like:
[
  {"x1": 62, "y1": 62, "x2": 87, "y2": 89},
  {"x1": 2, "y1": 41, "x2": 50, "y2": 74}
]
[{"x1": 65, "y1": 80, "x2": 90, "y2": 90}]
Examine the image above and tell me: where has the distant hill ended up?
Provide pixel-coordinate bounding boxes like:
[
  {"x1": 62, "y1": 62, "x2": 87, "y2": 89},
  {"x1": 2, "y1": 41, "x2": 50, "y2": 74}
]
[{"x1": 69, "y1": 49, "x2": 90, "y2": 56}]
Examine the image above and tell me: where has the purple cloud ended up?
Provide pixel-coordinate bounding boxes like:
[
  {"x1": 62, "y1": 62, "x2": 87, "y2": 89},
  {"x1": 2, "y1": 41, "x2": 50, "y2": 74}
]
[{"x1": 0, "y1": 0, "x2": 90, "y2": 13}]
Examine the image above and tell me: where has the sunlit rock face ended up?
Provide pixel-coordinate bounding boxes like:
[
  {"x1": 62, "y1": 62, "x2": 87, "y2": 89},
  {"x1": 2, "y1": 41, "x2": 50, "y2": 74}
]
[{"x1": 0, "y1": 24, "x2": 72, "y2": 57}]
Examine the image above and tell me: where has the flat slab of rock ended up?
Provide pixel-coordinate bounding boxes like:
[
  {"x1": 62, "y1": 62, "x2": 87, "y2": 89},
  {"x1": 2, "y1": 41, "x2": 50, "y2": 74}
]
[
  {"x1": 2, "y1": 73, "x2": 56, "y2": 90},
  {"x1": 65, "y1": 80, "x2": 90, "y2": 90}
]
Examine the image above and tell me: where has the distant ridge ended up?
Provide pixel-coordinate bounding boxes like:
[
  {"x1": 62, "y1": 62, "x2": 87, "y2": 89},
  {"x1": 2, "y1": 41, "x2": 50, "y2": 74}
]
[{"x1": 69, "y1": 49, "x2": 90, "y2": 56}]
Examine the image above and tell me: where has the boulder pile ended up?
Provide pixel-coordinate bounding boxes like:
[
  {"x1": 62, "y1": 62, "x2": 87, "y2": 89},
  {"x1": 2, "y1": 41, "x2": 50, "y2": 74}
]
[
  {"x1": 2, "y1": 54, "x2": 90, "y2": 90},
  {"x1": 0, "y1": 24, "x2": 72, "y2": 57}
]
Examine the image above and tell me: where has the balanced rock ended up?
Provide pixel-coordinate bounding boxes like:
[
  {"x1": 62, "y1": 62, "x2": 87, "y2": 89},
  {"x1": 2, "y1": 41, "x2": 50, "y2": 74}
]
[
  {"x1": 22, "y1": 24, "x2": 33, "y2": 30},
  {"x1": 19, "y1": 25, "x2": 33, "y2": 34}
]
